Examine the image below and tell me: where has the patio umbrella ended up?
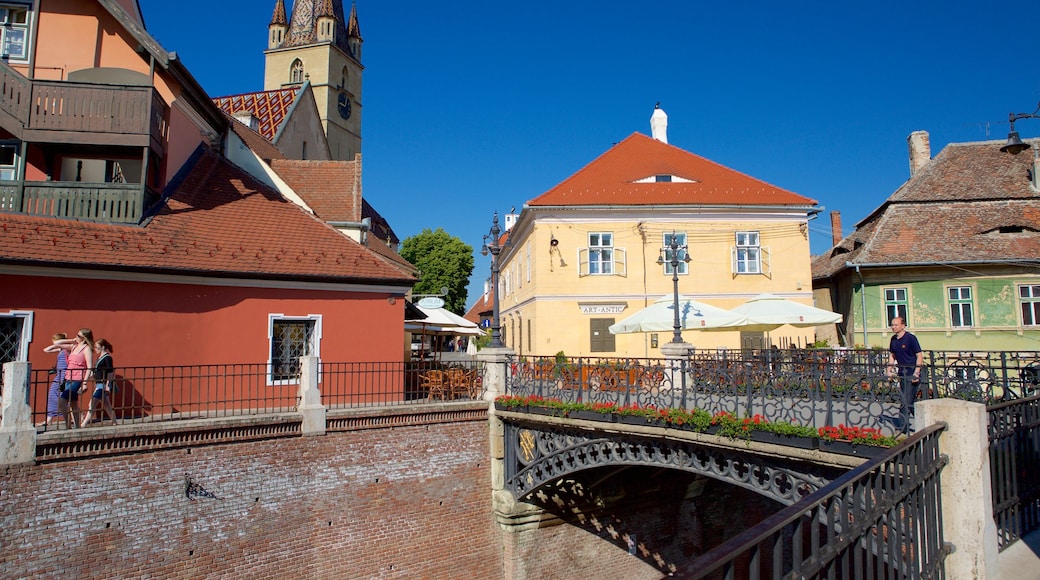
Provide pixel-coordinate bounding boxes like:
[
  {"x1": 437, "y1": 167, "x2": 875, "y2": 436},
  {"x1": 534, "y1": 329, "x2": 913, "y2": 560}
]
[
  {"x1": 608, "y1": 295, "x2": 748, "y2": 334},
  {"x1": 713, "y1": 293, "x2": 842, "y2": 332}
]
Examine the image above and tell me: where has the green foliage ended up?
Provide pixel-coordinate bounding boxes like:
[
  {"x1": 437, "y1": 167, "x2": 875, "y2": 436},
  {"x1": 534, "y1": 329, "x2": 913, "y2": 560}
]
[{"x1": 400, "y1": 228, "x2": 475, "y2": 314}]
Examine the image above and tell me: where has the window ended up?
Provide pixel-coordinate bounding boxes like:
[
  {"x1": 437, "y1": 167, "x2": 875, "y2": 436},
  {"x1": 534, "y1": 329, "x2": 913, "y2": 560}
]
[
  {"x1": 588, "y1": 232, "x2": 613, "y2": 274},
  {"x1": 1020, "y1": 285, "x2": 1040, "y2": 326},
  {"x1": 733, "y1": 231, "x2": 761, "y2": 274},
  {"x1": 0, "y1": 311, "x2": 33, "y2": 385},
  {"x1": 578, "y1": 232, "x2": 626, "y2": 276},
  {"x1": 662, "y1": 232, "x2": 688, "y2": 275},
  {"x1": 268, "y1": 315, "x2": 321, "y2": 383},
  {"x1": 290, "y1": 59, "x2": 304, "y2": 84},
  {"x1": 0, "y1": 141, "x2": 17, "y2": 180},
  {"x1": 655, "y1": 174, "x2": 672, "y2": 182},
  {"x1": 0, "y1": 5, "x2": 30, "y2": 61},
  {"x1": 884, "y1": 288, "x2": 908, "y2": 324},
  {"x1": 948, "y1": 286, "x2": 973, "y2": 328},
  {"x1": 590, "y1": 318, "x2": 616, "y2": 353}
]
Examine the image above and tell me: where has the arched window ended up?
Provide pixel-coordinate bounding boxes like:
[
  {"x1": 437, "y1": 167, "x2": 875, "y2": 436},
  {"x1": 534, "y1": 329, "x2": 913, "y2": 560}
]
[
  {"x1": 290, "y1": 59, "x2": 304, "y2": 84},
  {"x1": 341, "y1": 66, "x2": 348, "y2": 90}
]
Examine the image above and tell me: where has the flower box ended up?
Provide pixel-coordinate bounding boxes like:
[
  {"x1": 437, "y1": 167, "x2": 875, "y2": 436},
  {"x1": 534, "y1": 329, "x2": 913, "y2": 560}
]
[
  {"x1": 749, "y1": 430, "x2": 819, "y2": 450},
  {"x1": 566, "y1": 409, "x2": 610, "y2": 422},
  {"x1": 818, "y1": 439, "x2": 890, "y2": 459},
  {"x1": 616, "y1": 414, "x2": 663, "y2": 427}
]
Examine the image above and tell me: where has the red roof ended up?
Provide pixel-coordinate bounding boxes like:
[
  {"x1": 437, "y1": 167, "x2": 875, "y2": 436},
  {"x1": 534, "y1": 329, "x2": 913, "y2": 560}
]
[
  {"x1": 0, "y1": 149, "x2": 415, "y2": 285},
  {"x1": 530, "y1": 133, "x2": 816, "y2": 207},
  {"x1": 271, "y1": 158, "x2": 360, "y2": 224},
  {"x1": 213, "y1": 88, "x2": 298, "y2": 141}
]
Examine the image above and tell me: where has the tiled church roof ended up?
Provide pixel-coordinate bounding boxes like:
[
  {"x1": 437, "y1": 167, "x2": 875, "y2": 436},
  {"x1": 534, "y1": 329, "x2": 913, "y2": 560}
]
[
  {"x1": 212, "y1": 88, "x2": 298, "y2": 141},
  {"x1": 270, "y1": 0, "x2": 287, "y2": 25}
]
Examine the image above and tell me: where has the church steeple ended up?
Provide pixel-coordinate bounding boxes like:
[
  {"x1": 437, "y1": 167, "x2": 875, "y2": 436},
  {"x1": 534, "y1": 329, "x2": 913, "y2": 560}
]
[
  {"x1": 346, "y1": 1, "x2": 362, "y2": 62},
  {"x1": 268, "y1": 0, "x2": 288, "y2": 49},
  {"x1": 315, "y1": 0, "x2": 336, "y2": 43}
]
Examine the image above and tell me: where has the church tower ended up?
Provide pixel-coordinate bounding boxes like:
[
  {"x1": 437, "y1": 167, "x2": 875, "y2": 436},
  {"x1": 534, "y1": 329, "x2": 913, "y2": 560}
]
[{"x1": 264, "y1": 0, "x2": 363, "y2": 161}]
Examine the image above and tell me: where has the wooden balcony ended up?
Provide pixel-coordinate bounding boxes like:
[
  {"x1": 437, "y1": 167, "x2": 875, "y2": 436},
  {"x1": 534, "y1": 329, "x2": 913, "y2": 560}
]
[
  {"x1": 0, "y1": 61, "x2": 168, "y2": 150},
  {"x1": 0, "y1": 181, "x2": 159, "y2": 224}
]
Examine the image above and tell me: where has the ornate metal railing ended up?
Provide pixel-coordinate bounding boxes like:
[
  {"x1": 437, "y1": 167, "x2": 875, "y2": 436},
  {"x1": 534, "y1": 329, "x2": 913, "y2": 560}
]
[
  {"x1": 505, "y1": 350, "x2": 1040, "y2": 436},
  {"x1": 988, "y1": 394, "x2": 1040, "y2": 551},
  {"x1": 29, "y1": 359, "x2": 485, "y2": 430},
  {"x1": 669, "y1": 424, "x2": 949, "y2": 579}
]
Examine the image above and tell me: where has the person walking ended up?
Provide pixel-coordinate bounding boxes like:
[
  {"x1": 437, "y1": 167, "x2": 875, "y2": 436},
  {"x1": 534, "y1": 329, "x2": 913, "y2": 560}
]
[
  {"x1": 53, "y1": 328, "x2": 94, "y2": 429},
  {"x1": 887, "y1": 317, "x2": 923, "y2": 433},
  {"x1": 81, "y1": 338, "x2": 117, "y2": 427},
  {"x1": 41, "y1": 333, "x2": 69, "y2": 427}
]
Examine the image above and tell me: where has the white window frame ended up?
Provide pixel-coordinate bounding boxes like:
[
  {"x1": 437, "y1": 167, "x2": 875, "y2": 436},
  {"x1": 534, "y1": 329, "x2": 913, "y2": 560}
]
[
  {"x1": 267, "y1": 314, "x2": 322, "y2": 385},
  {"x1": 587, "y1": 232, "x2": 613, "y2": 275},
  {"x1": 884, "y1": 288, "x2": 909, "y2": 325},
  {"x1": 0, "y1": 4, "x2": 31, "y2": 62},
  {"x1": 0, "y1": 309, "x2": 33, "y2": 364},
  {"x1": 1020, "y1": 285, "x2": 1040, "y2": 327},
  {"x1": 947, "y1": 286, "x2": 974, "y2": 328},
  {"x1": 731, "y1": 231, "x2": 767, "y2": 275},
  {"x1": 662, "y1": 232, "x2": 688, "y2": 275}
]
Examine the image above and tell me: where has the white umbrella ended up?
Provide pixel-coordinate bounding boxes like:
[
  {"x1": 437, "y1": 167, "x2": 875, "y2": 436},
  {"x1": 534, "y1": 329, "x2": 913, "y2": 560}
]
[
  {"x1": 609, "y1": 295, "x2": 748, "y2": 334},
  {"x1": 716, "y1": 293, "x2": 842, "y2": 332}
]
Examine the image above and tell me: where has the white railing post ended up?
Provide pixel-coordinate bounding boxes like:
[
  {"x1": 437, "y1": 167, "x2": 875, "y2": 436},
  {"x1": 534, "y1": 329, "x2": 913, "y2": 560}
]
[
  {"x1": 1, "y1": 361, "x2": 36, "y2": 465},
  {"x1": 297, "y1": 356, "x2": 325, "y2": 436},
  {"x1": 916, "y1": 398, "x2": 999, "y2": 578}
]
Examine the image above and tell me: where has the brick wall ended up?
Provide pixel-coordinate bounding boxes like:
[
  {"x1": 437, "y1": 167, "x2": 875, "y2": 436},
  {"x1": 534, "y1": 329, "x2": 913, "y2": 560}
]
[{"x1": 1, "y1": 420, "x2": 501, "y2": 579}]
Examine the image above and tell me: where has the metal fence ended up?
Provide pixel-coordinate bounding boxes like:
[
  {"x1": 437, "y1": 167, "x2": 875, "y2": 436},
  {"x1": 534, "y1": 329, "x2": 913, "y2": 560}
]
[
  {"x1": 669, "y1": 424, "x2": 949, "y2": 579},
  {"x1": 988, "y1": 394, "x2": 1040, "y2": 552},
  {"x1": 30, "y1": 359, "x2": 485, "y2": 431},
  {"x1": 505, "y1": 350, "x2": 1040, "y2": 436}
]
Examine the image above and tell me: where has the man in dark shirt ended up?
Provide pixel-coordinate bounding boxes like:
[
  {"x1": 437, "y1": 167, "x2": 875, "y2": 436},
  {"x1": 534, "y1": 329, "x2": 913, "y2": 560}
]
[{"x1": 888, "y1": 317, "x2": 923, "y2": 432}]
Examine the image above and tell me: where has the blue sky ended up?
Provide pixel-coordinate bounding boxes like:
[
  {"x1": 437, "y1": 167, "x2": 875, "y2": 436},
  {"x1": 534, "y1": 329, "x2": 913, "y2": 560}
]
[{"x1": 141, "y1": 1, "x2": 1040, "y2": 308}]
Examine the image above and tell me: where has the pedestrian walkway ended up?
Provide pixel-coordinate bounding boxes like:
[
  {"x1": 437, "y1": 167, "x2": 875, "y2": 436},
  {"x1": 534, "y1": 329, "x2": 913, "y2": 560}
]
[{"x1": 997, "y1": 530, "x2": 1040, "y2": 580}]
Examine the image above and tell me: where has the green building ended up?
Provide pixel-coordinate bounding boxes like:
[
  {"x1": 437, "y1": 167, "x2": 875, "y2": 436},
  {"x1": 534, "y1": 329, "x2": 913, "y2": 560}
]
[{"x1": 812, "y1": 132, "x2": 1040, "y2": 351}]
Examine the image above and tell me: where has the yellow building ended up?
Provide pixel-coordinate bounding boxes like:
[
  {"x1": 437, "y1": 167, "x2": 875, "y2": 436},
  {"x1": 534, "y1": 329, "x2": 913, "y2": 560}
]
[{"x1": 496, "y1": 108, "x2": 821, "y2": 358}]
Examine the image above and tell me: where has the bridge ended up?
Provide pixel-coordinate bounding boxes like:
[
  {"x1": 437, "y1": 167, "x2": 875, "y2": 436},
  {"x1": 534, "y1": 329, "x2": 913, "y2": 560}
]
[{"x1": 1, "y1": 348, "x2": 1037, "y2": 578}]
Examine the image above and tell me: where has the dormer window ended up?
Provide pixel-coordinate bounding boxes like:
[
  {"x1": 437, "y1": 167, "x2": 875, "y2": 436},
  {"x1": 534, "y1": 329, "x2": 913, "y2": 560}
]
[
  {"x1": 633, "y1": 174, "x2": 695, "y2": 183},
  {"x1": 655, "y1": 174, "x2": 672, "y2": 183}
]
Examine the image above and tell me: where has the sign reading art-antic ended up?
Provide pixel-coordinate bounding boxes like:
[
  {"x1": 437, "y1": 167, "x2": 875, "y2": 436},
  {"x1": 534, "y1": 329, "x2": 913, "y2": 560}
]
[{"x1": 579, "y1": 304, "x2": 627, "y2": 315}]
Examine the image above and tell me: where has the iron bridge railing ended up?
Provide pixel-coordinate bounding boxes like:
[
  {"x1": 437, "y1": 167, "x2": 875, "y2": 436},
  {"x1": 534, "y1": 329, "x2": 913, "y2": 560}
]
[
  {"x1": 669, "y1": 424, "x2": 949, "y2": 580},
  {"x1": 988, "y1": 394, "x2": 1040, "y2": 551}
]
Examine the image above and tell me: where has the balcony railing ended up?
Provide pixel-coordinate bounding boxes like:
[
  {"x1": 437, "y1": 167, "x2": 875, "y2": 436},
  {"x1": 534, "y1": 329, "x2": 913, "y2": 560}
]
[
  {"x1": 0, "y1": 60, "x2": 168, "y2": 147},
  {"x1": 0, "y1": 180, "x2": 158, "y2": 223}
]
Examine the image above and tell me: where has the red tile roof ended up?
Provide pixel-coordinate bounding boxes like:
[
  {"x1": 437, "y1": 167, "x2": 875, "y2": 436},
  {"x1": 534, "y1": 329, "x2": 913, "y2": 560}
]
[
  {"x1": 271, "y1": 158, "x2": 360, "y2": 224},
  {"x1": 0, "y1": 149, "x2": 415, "y2": 285},
  {"x1": 812, "y1": 139, "x2": 1040, "y2": 279},
  {"x1": 529, "y1": 133, "x2": 816, "y2": 207},
  {"x1": 213, "y1": 88, "x2": 299, "y2": 141}
]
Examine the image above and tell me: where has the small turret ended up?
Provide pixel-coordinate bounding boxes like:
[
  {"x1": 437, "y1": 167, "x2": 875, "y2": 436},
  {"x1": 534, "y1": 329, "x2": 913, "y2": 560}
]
[
  {"x1": 268, "y1": 0, "x2": 288, "y2": 49},
  {"x1": 316, "y1": 0, "x2": 336, "y2": 43},
  {"x1": 346, "y1": 2, "x2": 363, "y2": 62}
]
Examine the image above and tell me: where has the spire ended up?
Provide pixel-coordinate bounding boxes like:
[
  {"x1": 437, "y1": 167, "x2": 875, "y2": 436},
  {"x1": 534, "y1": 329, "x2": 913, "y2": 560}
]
[
  {"x1": 316, "y1": 0, "x2": 335, "y2": 17},
  {"x1": 270, "y1": 0, "x2": 287, "y2": 25},
  {"x1": 347, "y1": 1, "x2": 362, "y2": 40}
]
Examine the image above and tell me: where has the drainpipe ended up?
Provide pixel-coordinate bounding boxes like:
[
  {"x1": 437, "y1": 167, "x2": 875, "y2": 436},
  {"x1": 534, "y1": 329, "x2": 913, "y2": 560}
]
[{"x1": 850, "y1": 263, "x2": 868, "y2": 347}]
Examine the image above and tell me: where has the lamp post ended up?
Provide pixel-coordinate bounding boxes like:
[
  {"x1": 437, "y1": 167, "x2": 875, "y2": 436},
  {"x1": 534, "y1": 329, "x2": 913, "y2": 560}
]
[
  {"x1": 480, "y1": 212, "x2": 505, "y2": 349},
  {"x1": 656, "y1": 232, "x2": 692, "y2": 344},
  {"x1": 1000, "y1": 101, "x2": 1040, "y2": 154}
]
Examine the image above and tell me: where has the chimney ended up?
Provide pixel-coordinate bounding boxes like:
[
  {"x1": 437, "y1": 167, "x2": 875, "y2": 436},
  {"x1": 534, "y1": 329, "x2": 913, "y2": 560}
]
[
  {"x1": 650, "y1": 103, "x2": 668, "y2": 144},
  {"x1": 907, "y1": 131, "x2": 931, "y2": 177},
  {"x1": 830, "y1": 211, "x2": 843, "y2": 246}
]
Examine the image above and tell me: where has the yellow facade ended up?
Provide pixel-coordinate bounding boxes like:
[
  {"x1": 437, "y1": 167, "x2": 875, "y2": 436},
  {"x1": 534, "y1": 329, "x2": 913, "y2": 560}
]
[
  {"x1": 264, "y1": 43, "x2": 362, "y2": 160},
  {"x1": 497, "y1": 210, "x2": 818, "y2": 358}
]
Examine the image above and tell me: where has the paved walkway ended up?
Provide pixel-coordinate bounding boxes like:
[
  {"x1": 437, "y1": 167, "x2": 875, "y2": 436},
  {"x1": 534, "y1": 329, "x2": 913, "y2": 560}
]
[{"x1": 997, "y1": 530, "x2": 1040, "y2": 580}]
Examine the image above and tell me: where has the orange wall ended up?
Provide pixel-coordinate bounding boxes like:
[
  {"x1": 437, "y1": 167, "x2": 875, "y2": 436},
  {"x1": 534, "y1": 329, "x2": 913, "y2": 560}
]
[
  {"x1": 33, "y1": 0, "x2": 150, "y2": 81},
  {"x1": 4, "y1": 274, "x2": 406, "y2": 370}
]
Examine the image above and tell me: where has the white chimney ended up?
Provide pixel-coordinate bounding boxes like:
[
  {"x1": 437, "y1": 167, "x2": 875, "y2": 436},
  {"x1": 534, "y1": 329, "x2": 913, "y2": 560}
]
[
  {"x1": 650, "y1": 103, "x2": 668, "y2": 144},
  {"x1": 907, "y1": 131, "x2": 930, "y2": 177}
]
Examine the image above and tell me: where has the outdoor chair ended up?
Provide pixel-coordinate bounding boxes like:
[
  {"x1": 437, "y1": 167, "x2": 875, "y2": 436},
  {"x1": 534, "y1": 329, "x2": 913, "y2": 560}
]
[{"x1": 422, "y1": 370, "x2": 448, "y2": 400}]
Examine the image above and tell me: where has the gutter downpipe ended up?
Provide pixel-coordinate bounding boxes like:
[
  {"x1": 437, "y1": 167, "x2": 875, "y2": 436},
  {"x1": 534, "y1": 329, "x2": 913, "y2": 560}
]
[{"x1": 849, "y1": 262, "x2": 868, "y2": 347}]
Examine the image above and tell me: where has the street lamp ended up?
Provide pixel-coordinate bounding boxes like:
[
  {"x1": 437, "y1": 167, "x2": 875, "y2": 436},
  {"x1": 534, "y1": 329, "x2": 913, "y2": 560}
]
[
  {"x1": 480, "y1": 212, "x2": 506, "y2": 349},
  {"x1": 1000, "y1": 101, "x2": 1040, "y2": 154},
  {"x1": 656, "y1": 232, "x2": 692, "y2": 344}
]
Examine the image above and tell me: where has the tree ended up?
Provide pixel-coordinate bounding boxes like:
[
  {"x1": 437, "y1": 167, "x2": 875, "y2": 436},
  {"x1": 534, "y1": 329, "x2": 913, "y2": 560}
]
[{"x1": 400, "y1": 228, "x2": 474, "y2": 314}]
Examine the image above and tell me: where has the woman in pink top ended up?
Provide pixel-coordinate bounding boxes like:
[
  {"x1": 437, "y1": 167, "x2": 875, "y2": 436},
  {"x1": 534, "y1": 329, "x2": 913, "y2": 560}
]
[{"x1": 53, "y1": 328, "x2": 94, "y2": 429}]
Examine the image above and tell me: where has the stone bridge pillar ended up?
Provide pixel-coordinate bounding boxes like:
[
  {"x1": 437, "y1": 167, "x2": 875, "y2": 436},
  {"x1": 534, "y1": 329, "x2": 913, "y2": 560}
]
[
  {"x1": 1, "y1": 361, "x2": 36, "y2": 465},
  {"x1": 917, "y1": 398, "x2": 998, "y2": 579}
]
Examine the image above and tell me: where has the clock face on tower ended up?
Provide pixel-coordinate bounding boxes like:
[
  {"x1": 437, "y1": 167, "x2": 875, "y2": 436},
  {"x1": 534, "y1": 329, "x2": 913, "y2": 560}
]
[{"x1": 337, "y1": 92, "x2": 351, "y2": 120}]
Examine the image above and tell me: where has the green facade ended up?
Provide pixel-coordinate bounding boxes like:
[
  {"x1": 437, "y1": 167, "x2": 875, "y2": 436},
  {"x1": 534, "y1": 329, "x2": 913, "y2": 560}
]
[{"x1": 851, "y1": 276, "x2": 1040, "y2": 350}]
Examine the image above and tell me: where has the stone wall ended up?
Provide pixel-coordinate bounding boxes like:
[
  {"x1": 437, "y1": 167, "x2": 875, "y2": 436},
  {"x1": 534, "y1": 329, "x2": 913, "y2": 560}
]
[{"x1": 1, "y1": 418, "x2": 501, "y2": 579}]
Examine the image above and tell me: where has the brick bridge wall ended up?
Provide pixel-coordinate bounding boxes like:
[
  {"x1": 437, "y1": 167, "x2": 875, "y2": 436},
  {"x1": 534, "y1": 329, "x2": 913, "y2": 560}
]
[{"x1": 1, "y1": 407, "x2": 502, "y2": 579}]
